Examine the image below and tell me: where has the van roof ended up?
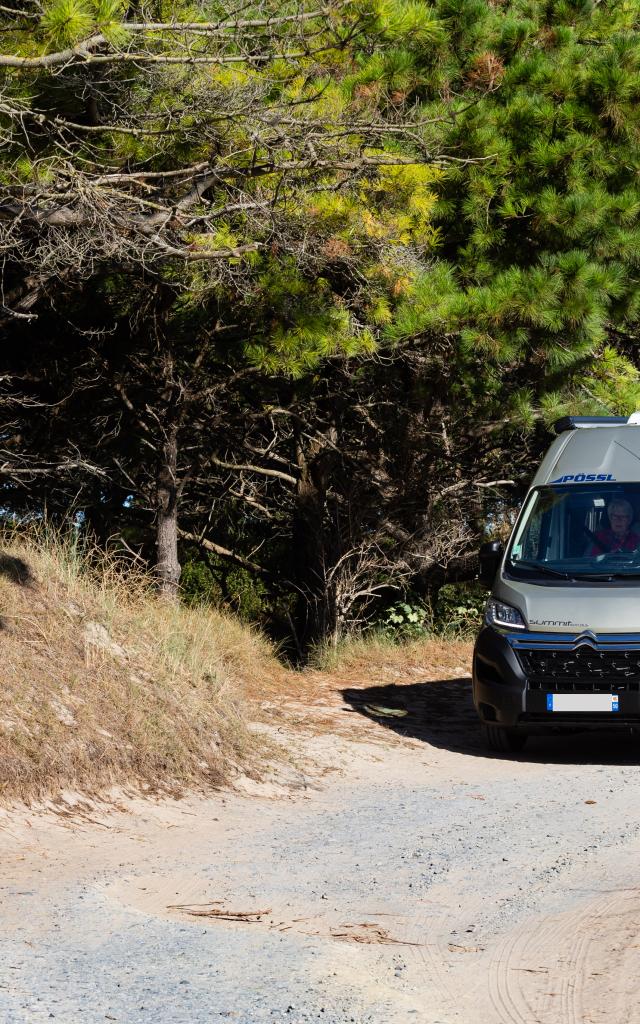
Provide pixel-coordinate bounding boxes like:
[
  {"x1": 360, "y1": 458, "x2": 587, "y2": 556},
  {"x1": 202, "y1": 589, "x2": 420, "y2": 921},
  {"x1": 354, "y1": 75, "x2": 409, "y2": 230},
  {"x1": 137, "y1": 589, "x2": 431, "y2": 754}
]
[
  {"x1": 534, "y1": 424, "x2": 640, "y2": 487},
  {"x1": 554, "y1": 415, "x2": 640, "y2": 434}
]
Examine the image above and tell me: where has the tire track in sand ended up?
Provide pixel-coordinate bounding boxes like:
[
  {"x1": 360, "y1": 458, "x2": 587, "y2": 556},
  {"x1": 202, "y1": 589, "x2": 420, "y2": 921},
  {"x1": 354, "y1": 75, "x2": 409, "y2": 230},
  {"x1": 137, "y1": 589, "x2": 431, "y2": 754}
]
[{"x1": 487, "y1": 887, "x2": 640, "y2": 1024}]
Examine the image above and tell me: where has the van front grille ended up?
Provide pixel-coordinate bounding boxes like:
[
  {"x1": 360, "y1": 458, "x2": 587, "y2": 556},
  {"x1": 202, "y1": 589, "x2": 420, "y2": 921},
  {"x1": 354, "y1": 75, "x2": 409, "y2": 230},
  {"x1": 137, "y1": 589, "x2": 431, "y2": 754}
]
[
  {"x1": 518, "y1": 647, "x2": 640, "y2": 693},
  {"x1": 527, "y1": 678, "x2": 639, "y2": 693},
  {"x1": 520, "y1": 712, "x2": 640, "y2": 724}
]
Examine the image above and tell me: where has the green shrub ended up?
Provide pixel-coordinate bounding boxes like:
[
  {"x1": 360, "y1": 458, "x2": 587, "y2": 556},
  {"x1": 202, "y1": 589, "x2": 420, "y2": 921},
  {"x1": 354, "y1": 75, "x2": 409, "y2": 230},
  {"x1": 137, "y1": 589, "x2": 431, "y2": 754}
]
[
  {"x1": 180, "y1": 559, "x2": 223, "y2": 607},
  {"x1": 381, "y1": 599, "x2": 431, "y2": 639},
  {"x1": 433, "y1": 582, "x2": 487, "y2": 637},
  {"x1": 225, "y1": 567, "x2": 268, "y2": 622},
  {"x1": 377, "y1": 581, "x2": 488, "y2": 642}
]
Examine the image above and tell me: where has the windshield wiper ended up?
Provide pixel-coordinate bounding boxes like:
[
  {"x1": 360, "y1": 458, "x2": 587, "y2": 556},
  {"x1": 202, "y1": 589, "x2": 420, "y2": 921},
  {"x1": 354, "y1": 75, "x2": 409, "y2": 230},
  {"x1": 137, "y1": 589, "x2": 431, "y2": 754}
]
[
  {"x1": 511, "y1": 560, "x2": 574, "y2": 578},
  {"x1": 512, "y1": 561, "x2": 640, "y2": 581},
  {"x1": 584, "y1": 572, "x2": 640, "y2": 580}
]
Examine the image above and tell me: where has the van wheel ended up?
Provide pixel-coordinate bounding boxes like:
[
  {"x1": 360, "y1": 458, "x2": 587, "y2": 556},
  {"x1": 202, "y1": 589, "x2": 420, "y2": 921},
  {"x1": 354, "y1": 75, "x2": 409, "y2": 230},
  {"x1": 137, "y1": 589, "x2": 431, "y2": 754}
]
[{"x1": 482, "y1": 724, "x2": 527, "y2": 753}]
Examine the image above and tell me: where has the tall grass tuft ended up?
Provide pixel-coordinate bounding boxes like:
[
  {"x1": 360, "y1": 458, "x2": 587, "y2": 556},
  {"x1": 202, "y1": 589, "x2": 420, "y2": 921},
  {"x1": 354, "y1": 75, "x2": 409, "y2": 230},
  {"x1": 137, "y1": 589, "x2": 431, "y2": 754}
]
[{"x1": 310, "y1": 630, "x2": 473, "y2": 675}]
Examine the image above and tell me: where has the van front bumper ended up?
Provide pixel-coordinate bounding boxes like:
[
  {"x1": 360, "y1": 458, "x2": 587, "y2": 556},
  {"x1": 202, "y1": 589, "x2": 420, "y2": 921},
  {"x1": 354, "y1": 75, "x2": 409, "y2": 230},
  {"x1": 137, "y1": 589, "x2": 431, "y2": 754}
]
[{"x1": 472, "y1": 626, "x2": 640, "y2": 730}]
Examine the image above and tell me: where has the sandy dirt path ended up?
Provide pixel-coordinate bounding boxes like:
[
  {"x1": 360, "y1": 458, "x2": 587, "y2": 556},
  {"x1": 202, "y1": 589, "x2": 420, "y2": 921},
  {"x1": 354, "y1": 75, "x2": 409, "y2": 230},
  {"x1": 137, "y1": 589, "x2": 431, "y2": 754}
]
[{"x1": 2, "y1": 666, "x2": 640, "y2": 1023}]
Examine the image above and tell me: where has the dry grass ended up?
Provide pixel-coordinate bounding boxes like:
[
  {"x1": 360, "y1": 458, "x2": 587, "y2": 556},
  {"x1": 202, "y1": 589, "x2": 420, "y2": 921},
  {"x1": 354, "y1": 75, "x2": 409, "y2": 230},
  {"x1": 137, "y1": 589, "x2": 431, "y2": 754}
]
[
  {"x1": 0, "y1": 527, "x2": 476, "y2": 803},
  {"x1": 0, "y1": 527, "x2": 283, "y2": 804},
  {"x1": 310, "y1": 632, "x2": 473, "y2": 679}
]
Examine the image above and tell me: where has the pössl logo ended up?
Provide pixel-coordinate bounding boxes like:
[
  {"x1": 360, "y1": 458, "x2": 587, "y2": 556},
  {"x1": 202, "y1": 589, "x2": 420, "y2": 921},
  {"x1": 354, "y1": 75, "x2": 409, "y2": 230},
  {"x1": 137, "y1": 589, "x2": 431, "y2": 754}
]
[{"x1": 550, "y1": 473, "x2": 616, "y2": 484}]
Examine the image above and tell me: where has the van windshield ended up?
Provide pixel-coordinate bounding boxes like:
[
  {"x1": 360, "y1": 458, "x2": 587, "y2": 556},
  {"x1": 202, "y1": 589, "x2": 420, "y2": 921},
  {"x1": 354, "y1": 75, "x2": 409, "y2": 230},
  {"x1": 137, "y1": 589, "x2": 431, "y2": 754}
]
[{"x1": 507, "y1": 484, "x2": 640, "y2": 579}]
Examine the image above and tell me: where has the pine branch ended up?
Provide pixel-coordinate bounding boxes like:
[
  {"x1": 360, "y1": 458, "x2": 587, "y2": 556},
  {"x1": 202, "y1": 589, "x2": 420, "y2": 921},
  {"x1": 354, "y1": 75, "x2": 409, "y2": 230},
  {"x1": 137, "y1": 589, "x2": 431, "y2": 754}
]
[
  {"x1": 0, "y1": 41, "x2": 339, "y2": 70},
  {"x1": 120, "y1": 11, "x2": 339, "y2": 33}
]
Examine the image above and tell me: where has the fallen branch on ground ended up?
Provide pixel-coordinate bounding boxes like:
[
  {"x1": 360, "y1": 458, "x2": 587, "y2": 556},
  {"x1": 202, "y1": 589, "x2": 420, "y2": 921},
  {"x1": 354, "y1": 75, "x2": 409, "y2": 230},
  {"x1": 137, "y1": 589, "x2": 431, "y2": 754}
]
[{"x1": 169, "y1": 903, "x2": 271, "y2": 921}]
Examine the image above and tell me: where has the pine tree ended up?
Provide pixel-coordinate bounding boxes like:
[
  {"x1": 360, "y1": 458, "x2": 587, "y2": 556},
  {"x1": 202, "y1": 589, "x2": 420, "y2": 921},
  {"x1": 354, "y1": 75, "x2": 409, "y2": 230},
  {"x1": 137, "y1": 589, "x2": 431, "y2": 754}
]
[
  {"x1": 4, "y1": 0, "x2": 640, "y2": 643},
  {"x1": 380, "y1": 0, "x2": 640, "y2": 427}
]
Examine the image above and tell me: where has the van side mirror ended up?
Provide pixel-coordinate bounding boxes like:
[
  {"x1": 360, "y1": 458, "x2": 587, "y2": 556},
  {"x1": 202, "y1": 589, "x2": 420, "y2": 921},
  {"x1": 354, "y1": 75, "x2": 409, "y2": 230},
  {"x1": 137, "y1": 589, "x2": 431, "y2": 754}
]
[{"x1": 479, "y1": 540, "x2": 504, "y2": 587}]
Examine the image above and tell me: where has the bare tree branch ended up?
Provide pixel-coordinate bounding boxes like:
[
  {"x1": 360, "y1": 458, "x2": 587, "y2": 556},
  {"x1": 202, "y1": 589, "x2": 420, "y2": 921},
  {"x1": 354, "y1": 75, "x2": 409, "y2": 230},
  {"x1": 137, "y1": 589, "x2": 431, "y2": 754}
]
[
  {"x1": 178, "y1": 528, "x2": 266, "y2": 575},
  {"x1": 0, "y1": 41, "x2": 340, "y2": 70},
  {"x1": 211, "y1": 455, "x2": 298, "y2": 485}
]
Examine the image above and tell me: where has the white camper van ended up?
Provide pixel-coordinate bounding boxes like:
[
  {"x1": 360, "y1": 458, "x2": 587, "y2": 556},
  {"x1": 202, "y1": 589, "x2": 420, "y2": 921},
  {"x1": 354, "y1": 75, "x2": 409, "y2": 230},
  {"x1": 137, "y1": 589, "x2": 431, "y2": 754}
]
[{"x1": 473, "y1": 415, "x2": 640, "y2": 751}]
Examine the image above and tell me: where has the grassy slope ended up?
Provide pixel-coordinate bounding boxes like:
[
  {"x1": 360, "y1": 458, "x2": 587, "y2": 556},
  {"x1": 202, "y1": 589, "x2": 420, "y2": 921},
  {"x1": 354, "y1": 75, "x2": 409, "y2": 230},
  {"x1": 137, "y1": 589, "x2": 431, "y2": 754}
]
[
  {"x1": 0, "y1": 530, "x2": 283, "y2": 803},
  {"x1": 0, "y1": 530, "x2": 475, "y2": 805}
]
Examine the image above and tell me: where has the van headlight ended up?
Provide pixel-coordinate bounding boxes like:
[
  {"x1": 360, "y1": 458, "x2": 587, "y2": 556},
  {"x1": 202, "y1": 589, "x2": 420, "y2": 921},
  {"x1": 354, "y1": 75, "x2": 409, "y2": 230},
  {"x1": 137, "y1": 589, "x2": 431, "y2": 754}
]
[{"x1": 485, "y1": 599, "x2": 526, "y2": 630}]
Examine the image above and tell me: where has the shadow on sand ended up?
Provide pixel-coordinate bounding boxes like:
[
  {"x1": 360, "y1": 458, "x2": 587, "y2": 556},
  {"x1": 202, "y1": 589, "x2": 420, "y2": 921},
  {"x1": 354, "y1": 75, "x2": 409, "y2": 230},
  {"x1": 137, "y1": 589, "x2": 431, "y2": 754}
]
[{"x1": 341, "y1": 677, "x2": 640, "y2": 766}]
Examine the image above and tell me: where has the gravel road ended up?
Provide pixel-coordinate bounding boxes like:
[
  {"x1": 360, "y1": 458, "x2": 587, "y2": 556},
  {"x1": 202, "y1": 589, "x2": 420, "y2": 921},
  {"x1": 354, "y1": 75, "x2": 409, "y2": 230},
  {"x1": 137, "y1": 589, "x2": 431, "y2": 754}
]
[{"x1": 2, "y1": 672, "x2": 640, "y2": 1024}]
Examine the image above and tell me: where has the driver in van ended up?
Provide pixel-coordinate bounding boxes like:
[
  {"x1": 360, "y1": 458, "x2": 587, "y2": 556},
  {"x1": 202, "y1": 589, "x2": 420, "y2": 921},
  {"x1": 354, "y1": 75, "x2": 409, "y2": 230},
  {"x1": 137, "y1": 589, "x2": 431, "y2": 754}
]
[{"x1": 589, "y1": 497, "x2": 640, "y2": 554}]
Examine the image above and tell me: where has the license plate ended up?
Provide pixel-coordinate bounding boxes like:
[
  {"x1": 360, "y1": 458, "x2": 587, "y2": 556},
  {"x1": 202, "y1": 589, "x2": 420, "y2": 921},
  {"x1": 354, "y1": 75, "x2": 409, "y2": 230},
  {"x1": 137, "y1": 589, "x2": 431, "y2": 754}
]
[{"x1": 546, "y1": 693, "x2": 619, "y2": 712}]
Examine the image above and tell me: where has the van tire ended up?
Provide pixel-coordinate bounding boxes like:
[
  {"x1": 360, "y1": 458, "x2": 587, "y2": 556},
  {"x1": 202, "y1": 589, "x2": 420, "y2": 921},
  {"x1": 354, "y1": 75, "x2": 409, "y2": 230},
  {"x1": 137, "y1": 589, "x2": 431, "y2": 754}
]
[{"x1": 482, "y1": 724, "x2": 527, "y2": 753}]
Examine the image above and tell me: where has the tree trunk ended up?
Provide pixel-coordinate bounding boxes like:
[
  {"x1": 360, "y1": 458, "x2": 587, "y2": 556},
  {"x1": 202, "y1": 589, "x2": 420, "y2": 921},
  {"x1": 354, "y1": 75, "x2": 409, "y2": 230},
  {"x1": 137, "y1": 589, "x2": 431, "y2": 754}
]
[
  {"x1": 290, "y1": 427, "x2": 338, "y2": 656},
  {"x1": 156, "y1": 427, "x2": 181, "y2": 599},
  {"x1": 291, "y1": 444, "x2": 325, "y2": 652}
]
